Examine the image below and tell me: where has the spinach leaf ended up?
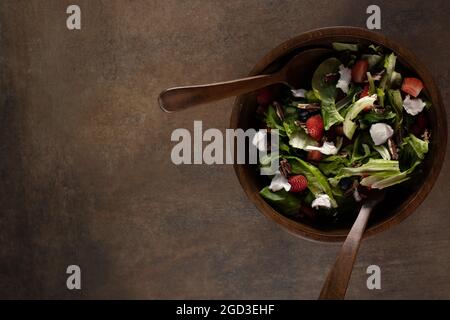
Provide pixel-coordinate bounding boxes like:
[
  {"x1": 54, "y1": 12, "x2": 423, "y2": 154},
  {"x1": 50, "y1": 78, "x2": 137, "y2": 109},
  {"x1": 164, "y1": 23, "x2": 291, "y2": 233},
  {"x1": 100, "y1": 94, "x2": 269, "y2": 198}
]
[
  {"x1": 312, "y1": 57, "x2": 341, "y2": 104},
  {"x1": 319, "y1": 155, "x2": 350, "y2": 176},
  {"x1": 265, "y1": 105, "x2": 285, "y2": 133},
  {"x1": 361, "y1": 110, "x2": 396, "y2": 124},
  {"x1": 287, "y1": 156, "x2": 337, "y2": 208},
  {"x1": 260, "y1": 187, "x2": 301, "y2": 215}
]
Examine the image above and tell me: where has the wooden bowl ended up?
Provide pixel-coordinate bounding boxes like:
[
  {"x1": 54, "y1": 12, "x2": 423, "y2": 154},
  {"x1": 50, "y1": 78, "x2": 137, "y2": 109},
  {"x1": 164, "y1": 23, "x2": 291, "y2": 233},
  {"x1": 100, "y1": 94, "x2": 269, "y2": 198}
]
[{"x1": 231, "y1": 27, "x2": 447, "y2": 242}]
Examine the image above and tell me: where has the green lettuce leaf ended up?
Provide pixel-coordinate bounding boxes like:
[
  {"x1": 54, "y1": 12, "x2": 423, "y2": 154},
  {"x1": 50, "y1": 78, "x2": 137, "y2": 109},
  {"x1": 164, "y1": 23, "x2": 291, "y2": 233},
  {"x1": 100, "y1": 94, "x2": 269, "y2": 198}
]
[
  {"x1": 332, "y1": 42, "x2": 359, "y2": 52},
  {"x1": 368, "y1": 44, "x2": 383, "y2": 54},
  {"x1": 265, "y1": 105, "x2": 285, "y2": 132},
  {"x1": 380, "y1": 53, "x2": 397, "y2": 90},
  {"x1": 390, "y1": 71, "x2": 402, "y2": 88},
  {"x1": 362, "y1": 54, "x2": 383, "y2": 69},
  {"x1": 341, "y1": 159, "x2": 400, "y2": 175},
  {"x1": 361, "y1": 110, "x2": 396, "y2": 124},
  {"x1": 399, "y1": 134, "x2": 429, "y2": 170},
  {"x1": 260, "y1": 187, "x2": 301, "y2": 215},
  {"x1": 286, "y1": 156, "x2": 338, "y2": 208},
  {"x1": 387, "y1": 89, "x2": 403, "y2": 130},
  {"x1": 322, "y1": 102, "x2": 344, "y2": 130},
  {"x1": 336, "y1": 86, "x2": 359, "y2": 111},
  {"x1": 360, "y1": 136, "x2": 428, "y2": 189},
  {"x1": 319, "y1": 155, "x2": 350, "y2": 176},
  {"x1": 283, "y1": 118, "x2": 318, "y2": 150},
  {"x1": 312, "y1": 57, "x2": 341, "y2": 103},
  {"x1": 404, "y1": 134, "x2": 428, "y2": 160},
  {"x1": 360, "y1": 161, "x2": 420, "y2": 189},
  {"x1": 329, "y1": 159, "x2": 400, "y2": 186},
  {"x1": 343, "y1": 95, "x2": 377, "y2": 139},
  {"x1": 373, "y1": 145, "x2": 391, "y2": 160},
  {"x1": 350, "y1": 134, "x2": 374, "y2": 163},
  {"x1": 360, "y1": 171, "x2": 408, "y2": 189},
  {"x1": 288, "y1": 129, "x2": 318, "y2": 150},
  {"x1": 305, "y1": 90, "x2": 320, "y2": 103},
  {"x1": 367, "y1": 72, "x2": 376, "y2": 94},
  {"x1": 377, "y1": 88, "x2": 385, "y2": 107}
]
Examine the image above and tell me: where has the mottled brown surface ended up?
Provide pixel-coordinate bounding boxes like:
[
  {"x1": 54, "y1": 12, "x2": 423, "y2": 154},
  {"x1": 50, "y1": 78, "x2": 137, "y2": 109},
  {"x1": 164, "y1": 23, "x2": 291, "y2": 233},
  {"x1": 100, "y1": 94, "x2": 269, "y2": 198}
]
[{"x1": 0, "y1": 0, "x2": 449, "y2": 299}]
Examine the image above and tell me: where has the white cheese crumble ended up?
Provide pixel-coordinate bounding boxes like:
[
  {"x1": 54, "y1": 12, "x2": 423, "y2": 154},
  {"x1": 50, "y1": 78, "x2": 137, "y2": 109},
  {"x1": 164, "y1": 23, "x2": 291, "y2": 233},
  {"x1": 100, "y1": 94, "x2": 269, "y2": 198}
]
[
  {"x1": 269, "y1": 173, "x2": 291, "y2": 192},
  {"x1": 336, "y1": 65, "x2": 352, "y2": 94},
  {"x1": 403, "y1": 95, "x2": 426, "y2": 116},
  {"x1": 291, "y1": 88, "x2": 307, "y2": 98},
  {"x1": 370, "y1": 123, "x2": 394, "y2": 145},
  {"x1": 305, "y1": 141, "x2": 338, "y2": 155},
  {"x1": 311, "y1": 194, "x2": 332, "y2": 209},
  {"x1": 252, "y1": 130, "x2": 267, "y2": 152}
]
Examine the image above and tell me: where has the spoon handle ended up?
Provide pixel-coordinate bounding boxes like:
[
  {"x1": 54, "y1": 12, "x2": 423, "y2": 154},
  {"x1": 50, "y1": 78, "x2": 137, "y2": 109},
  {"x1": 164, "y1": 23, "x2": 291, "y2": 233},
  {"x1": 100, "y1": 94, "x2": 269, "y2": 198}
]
[
  {"x1": 158, "y1": 73, "x2": 283, "y2": 113},
  {"x1": 318, "y1": 202, "x2": 375, "y2": 300}
]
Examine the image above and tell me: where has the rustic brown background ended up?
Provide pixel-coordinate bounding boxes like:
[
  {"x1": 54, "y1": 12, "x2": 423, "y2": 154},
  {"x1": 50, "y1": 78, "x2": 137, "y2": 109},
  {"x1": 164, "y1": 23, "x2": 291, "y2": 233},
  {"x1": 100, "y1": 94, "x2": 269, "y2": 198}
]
[{"x1": 0, "y1": 0, "x2": 449, "y2": 299}]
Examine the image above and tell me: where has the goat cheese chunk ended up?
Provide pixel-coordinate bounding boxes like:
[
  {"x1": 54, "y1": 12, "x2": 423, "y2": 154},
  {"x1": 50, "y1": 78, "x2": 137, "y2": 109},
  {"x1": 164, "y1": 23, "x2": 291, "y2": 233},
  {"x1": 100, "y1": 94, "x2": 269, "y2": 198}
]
[
  {"x1": 403, "y1": 95, "x2": 426, "y2": 116},
  {"x1": 370, "y1": 123, "x2": 394, "y2": 146},
  {"x1": 291, "y1": 88, "x2": 307, "y2": 98},
  {"x1": 336, "y1": 65, "x2": 352, "y2": 94},
  {"x1": 305, "y1": 141, "x2": 338, "y2": 155},
  {"x1": 269, "y1": 173, "x2": 291, "y2": 192},
  {"x1": 252, "y1": 130, "x2": 267, "y2": 152},
  {"x1": 311, "y1": 194, "x2": 332, "y2": 209}
]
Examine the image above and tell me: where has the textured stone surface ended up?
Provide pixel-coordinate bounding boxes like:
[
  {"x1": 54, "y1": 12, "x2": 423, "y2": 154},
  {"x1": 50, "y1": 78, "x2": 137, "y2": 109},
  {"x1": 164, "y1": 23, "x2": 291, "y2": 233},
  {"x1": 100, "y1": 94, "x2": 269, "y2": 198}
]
[{"x1": 0, "y1": 0, "x2": 449, "y2": 299}]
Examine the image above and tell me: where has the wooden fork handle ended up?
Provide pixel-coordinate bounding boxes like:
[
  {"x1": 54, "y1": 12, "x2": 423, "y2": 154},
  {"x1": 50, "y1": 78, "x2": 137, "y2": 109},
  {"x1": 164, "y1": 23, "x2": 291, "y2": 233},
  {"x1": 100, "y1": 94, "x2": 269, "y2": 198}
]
[
  {"x1": 318, "y1": 203, "x2": 373, "y2": 300},
  {"x1": 158, "y1": 73, "x2": 283, "y2": 113}
]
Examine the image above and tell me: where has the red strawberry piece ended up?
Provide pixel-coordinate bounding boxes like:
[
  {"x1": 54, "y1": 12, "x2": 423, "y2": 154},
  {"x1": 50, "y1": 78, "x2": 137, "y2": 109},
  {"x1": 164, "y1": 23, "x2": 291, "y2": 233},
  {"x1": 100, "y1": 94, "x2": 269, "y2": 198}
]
[
  {"x1": 351, "y1": 59, "x2": 369, "y2": 83},
  {"x1": 306, "y1": 114, "x2": 324, "y2": 141},
  {"x1": 288, "y1": 175, "x2": 308, "y2": 193},
  {"x1": 360, "y1": 85, "x2": 370, "y2": 98},
  {"x1": 359, "y1": 85, "x2": 373, "y2": 111},
  {"x1": 307, "y1": 150, "x2": 323, "y2": 162},
  {"x1": 401, "y1": 77, "x2": 423, "y2": 98},
  {"x1": 256, "y1": 87, "x2": 273, "y2": 106}
]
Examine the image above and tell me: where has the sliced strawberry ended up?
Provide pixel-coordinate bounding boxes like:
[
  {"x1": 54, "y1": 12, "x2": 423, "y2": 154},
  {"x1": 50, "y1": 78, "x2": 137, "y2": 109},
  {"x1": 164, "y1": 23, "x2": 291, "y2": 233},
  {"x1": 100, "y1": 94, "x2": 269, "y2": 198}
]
[
  {"x1": 256, "y1": 87, "x2": 273, "y2": 106},
  {"x1": 288, "y1": 175, "x2": 308, "y2": 193},
  {"x1": 401, "y1": 77, "x2": 423, "y2": 98},
  {"x1": 351, "y1": 60, "x2": 369, "y2": 83},
  {"x1": 305, "y1": 114, "x2": 324, "y2": 142},
  {"x1": 360, "y1": 85, "x2": 370, "y2": 98},
  {"x1": 307, "y1": 150, "x2": 323, "y2": 162}
]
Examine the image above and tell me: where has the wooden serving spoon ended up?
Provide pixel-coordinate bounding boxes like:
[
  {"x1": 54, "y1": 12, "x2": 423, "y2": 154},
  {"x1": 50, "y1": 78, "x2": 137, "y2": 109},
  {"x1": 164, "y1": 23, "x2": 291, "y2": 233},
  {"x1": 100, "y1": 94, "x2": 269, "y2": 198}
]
[
  {"x1": 158, "y1": 48, "x2": 332, "y2": 113},
  {"x1": 319, "y1": 191, "x2": 385, "y2": 300}
]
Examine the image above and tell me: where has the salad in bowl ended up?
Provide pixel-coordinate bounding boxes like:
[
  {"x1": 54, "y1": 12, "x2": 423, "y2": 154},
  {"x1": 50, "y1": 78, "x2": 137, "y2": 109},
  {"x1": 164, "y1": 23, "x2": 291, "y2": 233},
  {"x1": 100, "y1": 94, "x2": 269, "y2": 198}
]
[{"x1": 254, "y1": 42, "x2": 431, "y2": 225}]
